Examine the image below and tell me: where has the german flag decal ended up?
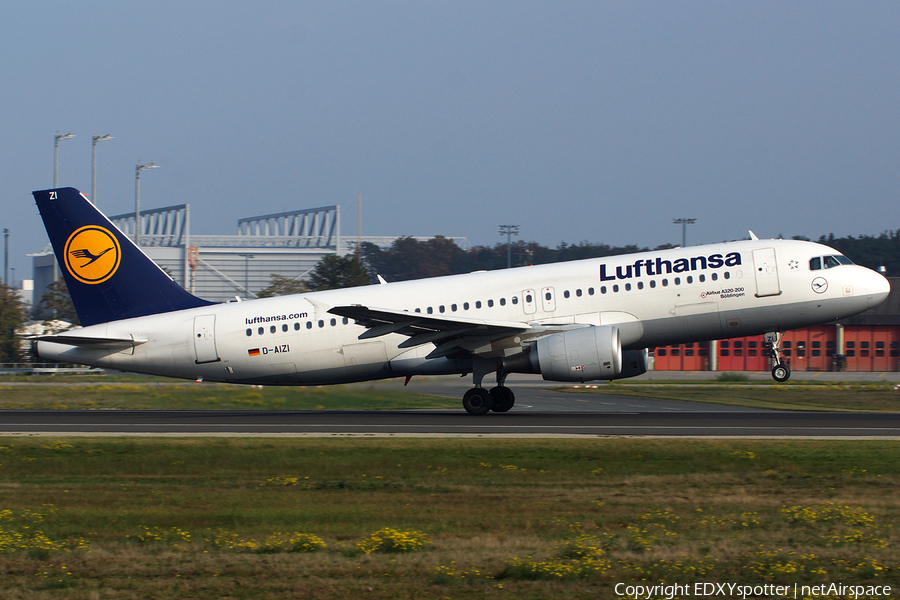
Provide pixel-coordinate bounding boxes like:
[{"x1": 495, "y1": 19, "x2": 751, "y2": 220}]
[{"x1": 248, "y1": 348, "x2": 261, "y2": 357}]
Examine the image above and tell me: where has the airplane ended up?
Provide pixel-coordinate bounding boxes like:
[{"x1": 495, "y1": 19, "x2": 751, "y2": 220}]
[{"x1": 31, "y1": 187, "x2": 891, "y2": 415}]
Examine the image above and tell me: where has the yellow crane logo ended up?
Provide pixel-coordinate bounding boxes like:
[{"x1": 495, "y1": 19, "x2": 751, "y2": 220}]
[{"x1": 63, "y1": 226, "x2": 121, "y2": 284}]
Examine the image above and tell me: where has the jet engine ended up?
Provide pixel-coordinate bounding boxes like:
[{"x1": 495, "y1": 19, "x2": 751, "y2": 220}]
[{"x1": 529, "y1": 325, "x2": 624, "y2": 382}]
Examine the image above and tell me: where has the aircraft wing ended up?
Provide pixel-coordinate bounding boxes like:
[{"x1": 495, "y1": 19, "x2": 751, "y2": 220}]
[{"x1": 327, "y1": 304, "x2": 544, "y2": 359}]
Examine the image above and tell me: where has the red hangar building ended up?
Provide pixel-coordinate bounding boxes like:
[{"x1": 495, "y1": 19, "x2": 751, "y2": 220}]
[{"x1": 652, "y1": 277, "x2": 900, "y2": 373}]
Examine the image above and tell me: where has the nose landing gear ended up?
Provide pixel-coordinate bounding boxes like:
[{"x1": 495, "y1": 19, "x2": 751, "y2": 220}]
[{"x1": 763, "y1": 331, "x2": 791, "y2": 382}]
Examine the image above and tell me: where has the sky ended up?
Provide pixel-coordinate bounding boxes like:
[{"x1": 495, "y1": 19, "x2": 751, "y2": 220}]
[{"x1": 2, "y1": 1, "x2": 898, "y2": 284}]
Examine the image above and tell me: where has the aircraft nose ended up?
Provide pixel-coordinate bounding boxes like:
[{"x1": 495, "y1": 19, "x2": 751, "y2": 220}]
[{"x1": 866, "y1": 270, "x2": 891, "y2": 308}]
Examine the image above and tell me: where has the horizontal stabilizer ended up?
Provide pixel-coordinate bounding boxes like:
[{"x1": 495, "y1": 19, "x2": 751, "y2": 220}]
[{"x1": 30, "y1": 334, "x2": 147, "y2": 349}]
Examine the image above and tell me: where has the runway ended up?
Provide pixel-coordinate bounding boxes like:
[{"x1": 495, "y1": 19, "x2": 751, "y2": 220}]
[{"x1": 2, "y1": 409, "x2": 900, "y2": 438}]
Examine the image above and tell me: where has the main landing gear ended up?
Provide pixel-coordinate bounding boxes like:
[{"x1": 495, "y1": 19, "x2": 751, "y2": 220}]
[
  {"x1": 462, "y1": 385, "x2": 516, "y2": 415},
  {"x1": 462, "y1": 363, "x2": 516, "y2": 415},
  {"x1": 763, "y1": 331, "x2": 791, "y2": 383}
]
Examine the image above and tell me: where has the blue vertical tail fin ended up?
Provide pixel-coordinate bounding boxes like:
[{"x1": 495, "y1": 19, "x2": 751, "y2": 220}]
[{"x1": 33, "y1": 187, "x2": 213, "y2": 326}]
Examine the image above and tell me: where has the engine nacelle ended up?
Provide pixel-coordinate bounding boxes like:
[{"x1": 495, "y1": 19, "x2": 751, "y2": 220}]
[
  {"x1": 611, "y1": 348, "x2": 649, "y2": 380},
  {"x1": 530, "y1": 325, "x2": 622, "y2": 382}
]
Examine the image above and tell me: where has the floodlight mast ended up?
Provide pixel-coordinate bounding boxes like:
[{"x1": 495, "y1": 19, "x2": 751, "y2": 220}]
[
  {"x1": 53, "y1": 133, "x2": 75, "y2": 187},
  {"x1": 135, "y1": 162, "x2": 160, "y2": 245},
  {"x1": 673, "y1": 218, "x2": 696, "y2": 248},
  {"x1": 499, "y1": 224, "x2": 519, "y2": 268},
  {"x1": 91, "y1": 134, "x2": 113, "y2": 205}
]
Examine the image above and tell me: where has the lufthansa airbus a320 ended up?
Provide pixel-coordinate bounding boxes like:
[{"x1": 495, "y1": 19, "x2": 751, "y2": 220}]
[{"x1": 32, "y1": 188, "x2": 890, "y2": 414}]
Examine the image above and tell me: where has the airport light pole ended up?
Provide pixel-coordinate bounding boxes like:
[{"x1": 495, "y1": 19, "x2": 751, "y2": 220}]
[
  {"x1": 53, "y1": 133, "x2": 75, "y2": 187},
  {"x1": 91, "y1": 134, "x2": 113, "y2": 205},
  {"x1": 135, "y1": 162, "x2": 160, "y2": 245},
  {"x1": 3, "y1": 229, "x2": 8, "y2": 287},
  {"x1": 673, "y1": 218, "x2": 696, "y2": 248},
  {"x1": 499, "y1": 224, "x2": 519, "y2": 268},
  {"x1": 239, "y1": 254, "x2": 254, "y2": 299}
]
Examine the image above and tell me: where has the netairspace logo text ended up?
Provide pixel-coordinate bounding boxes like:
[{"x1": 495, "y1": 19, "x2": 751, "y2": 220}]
[{"x1": 615, "y1": 581, "x2": 892, "y2": 599}]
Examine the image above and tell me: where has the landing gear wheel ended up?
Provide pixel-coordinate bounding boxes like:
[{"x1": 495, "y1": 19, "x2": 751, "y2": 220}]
[
  {"x1": 463, "y1": 388, "x2": 493, "y2": 415},
  {"x1": 772, "y1": 363, "x2": 791, "y2": 383},
  {"x1": 489, "y1": 386, "x2": 515, "y2": 413}
]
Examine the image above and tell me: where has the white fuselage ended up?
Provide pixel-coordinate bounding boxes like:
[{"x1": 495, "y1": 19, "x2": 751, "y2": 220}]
[{"x1": 37, "y1": 239, "x2": 890, "y2": 385}]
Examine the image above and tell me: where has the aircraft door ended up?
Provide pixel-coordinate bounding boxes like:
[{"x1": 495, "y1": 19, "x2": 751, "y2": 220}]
[
  {"x1": 752, "y1": 248, "x2": 782, "y2": 298},
  {"x1": 193, "y1": 315, "x2": 220, "y2": 364},
  {"x1": 522, "y1": 289, "x2": 537, "y2": 315}
]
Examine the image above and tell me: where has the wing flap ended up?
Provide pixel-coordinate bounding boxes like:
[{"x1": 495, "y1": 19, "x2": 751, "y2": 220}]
[{"x1": 328, "y1": 304, "x2": 534, "y2": 352}]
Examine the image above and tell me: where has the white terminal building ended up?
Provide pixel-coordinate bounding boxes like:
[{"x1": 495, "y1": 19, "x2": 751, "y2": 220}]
[{"x1": 31, "y1": 202, "x2": 468, "y2": 317}]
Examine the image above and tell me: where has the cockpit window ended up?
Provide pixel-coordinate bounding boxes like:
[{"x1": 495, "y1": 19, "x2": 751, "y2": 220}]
[{"x1": 811, "y1": 255, "x2": 853, "y2": 271}]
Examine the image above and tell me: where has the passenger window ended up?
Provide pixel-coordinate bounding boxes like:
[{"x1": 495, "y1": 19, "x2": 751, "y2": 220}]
[
  {"x1": 600, "y1": 286, "x2": 607, "y2": 294},
  {"x1": 576, "y1": 289, "x2": 582, "y2": 297},
  {"x1": 246, "y1": 329, "x2": 252, "y2": 337},
  {"x1": 318, "y1": 320, "x2": 324, "y2": 328},
  {"x1": 650, "y1": 280, "x2": 656, "y2": 288},
  {"x1": 809, "y1": 257, "x2": 822, "y2": 270},
  {"x1": 488, "y1": 299, "x2": 494, "y2": 307},
  {"x1": 451, "y1": 304, "x2": 457, "y2": 311},
  {"x1": 258, "y1": 327, "x2": 264, "y2": 335},
  {"x1": 637, "y1": 281, "x2": 644, "y2": 290},
  {"x1": 613, "y1": 284, "x2": 619, "y2": 292},
  {"x1": 588, "y1": 288, "x2": 594, "y2": 295},
  {"x1": 427, "y1": 307, "x2": 433, "y2": 314},
  {"x1": 699, "y1": 274, "x2": 705, "y2": 282},
  {"x1": 294, "y1": 323, "x2": 300, "y2": 331},
  {"x1": 512, "y1": 296, "x2": 518, "y2": 305},
  {"x1": 282, "y1": 324, "x2": 288, "y2": 332},
  {"x1": 711, "y1": 273, "x2": 718, "y2": 281},
  {"x1": 270, "y1": 326, "x2": 276, "y2": 333},
  {"x1": 674, "y1": 277, "x2": 681, "y2": 285},
  {"x1": 439, "y1": 305, "x2": 445, "y2": 313},
  {"x1": 724, "y1": 272, "x2": 731, "y2": 280},
  {"x1": 330, "y1": 318, "x2": 336, "y2": 326},
  {"x1": 464, "y1": 302, "x2": 470, "y2": 310},
  {"x1": 476, "y1": 301, "x2": 482, "y2": 309},
  {"x1": 564, "y1": 290, "x2": 570, "y2": 298},
  {"x1": 500, "y1": 298, "x2": 506, "y2": 306},
  {"x1": 625, "y1": 283, "x2": 631, "y2": 291},
  {"x1": 306, "y1": 322, "x2": 312, "y2": 329}
]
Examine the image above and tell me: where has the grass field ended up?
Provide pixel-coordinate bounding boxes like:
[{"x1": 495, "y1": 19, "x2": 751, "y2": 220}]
[
  {"x1": 0, "y1": 437, "x2": 898, "y2": 599},
  {"x1": 0, "y1": 378, "x2": 458, "y2": 410},
  {"x1": 562, "y1": 379, "x2": 900, "y2": 412}
]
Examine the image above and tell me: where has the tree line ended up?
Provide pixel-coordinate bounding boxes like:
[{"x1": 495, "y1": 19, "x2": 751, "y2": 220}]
[{"x1": 359, "y1": 230, "x2": 900, "y2": 284}]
